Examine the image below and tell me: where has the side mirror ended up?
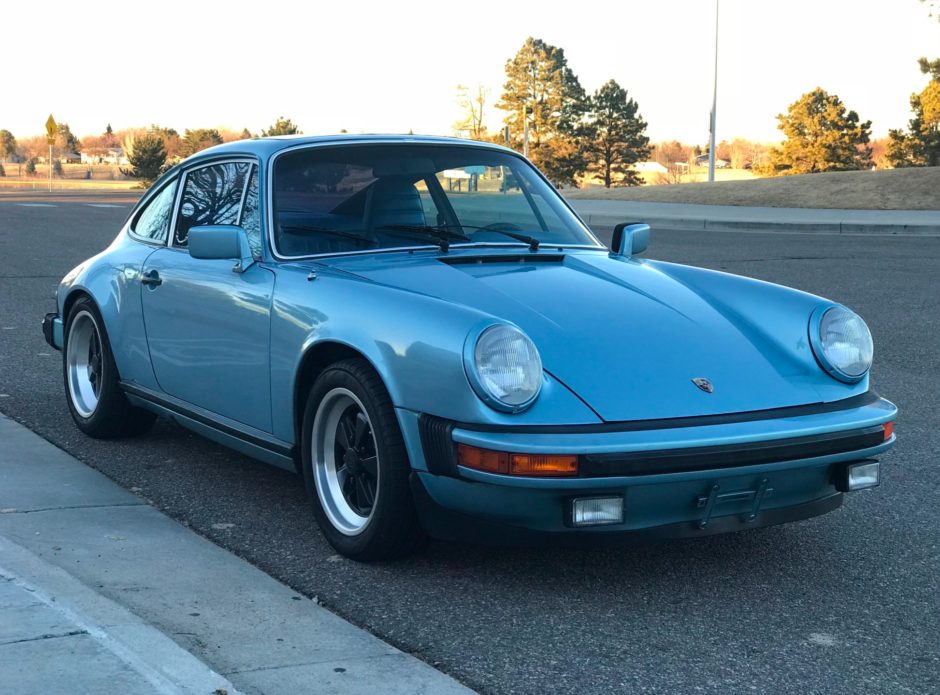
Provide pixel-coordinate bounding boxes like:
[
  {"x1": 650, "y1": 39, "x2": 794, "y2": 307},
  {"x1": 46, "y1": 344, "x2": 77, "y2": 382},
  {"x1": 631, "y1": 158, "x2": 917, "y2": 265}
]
[
  {"x1": 188, "y1": 225, "x2": 254, "y2": 272},
  {"x1": 610, "y1": 223, "x2": 650, "y2": 258}
]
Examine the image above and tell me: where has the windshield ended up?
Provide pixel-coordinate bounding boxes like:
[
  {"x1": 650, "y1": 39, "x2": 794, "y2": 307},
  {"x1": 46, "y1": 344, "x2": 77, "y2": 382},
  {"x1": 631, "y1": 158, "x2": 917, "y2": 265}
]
[{"x1": 271, "y1": 143, "x2": 598, "y2": 257}]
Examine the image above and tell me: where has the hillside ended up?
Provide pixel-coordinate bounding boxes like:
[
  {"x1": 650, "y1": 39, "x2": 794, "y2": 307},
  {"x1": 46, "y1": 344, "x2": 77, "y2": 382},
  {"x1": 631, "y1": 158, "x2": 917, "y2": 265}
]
[{"x1": 564, "y1": 167, "x2": 940, "y2": 210}]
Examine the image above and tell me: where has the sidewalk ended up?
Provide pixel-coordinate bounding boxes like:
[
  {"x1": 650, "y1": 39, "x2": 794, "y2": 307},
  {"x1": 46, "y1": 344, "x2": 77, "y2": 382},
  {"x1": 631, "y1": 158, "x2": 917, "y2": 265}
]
[
  {"x1": 0, "y1": 414, "x2": 472, "y2": 695},
  {"x1": 569, "y1": 200, "x2": 940, "y2": 235}
]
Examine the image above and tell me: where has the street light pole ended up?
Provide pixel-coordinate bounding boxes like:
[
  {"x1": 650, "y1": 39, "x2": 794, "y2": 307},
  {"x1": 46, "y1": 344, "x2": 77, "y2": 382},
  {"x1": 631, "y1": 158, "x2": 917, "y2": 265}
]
[
  {"x1": 522, "y1": 105, "x2": 530, "y2": 158},
  {"x1": 708, "y1": 0, "x2": 719, "y2": 182}
]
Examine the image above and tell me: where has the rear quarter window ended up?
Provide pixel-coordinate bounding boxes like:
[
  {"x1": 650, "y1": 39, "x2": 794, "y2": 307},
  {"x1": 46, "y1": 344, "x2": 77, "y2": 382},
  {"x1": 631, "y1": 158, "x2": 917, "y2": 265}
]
[{"x1": 130, "y1": 177, "x2": 179, "y2": 243}]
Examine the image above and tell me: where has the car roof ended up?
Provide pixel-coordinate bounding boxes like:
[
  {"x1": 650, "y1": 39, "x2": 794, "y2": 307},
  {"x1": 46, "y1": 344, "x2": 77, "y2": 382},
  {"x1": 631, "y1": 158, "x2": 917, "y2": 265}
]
[{"x1": 186, "y1": 133, "x2": 516, "y2": 163}]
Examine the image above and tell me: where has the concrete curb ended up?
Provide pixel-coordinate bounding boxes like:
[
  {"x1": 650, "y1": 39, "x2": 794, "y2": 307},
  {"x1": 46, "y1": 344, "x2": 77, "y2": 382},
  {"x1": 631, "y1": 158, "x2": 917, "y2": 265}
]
[
  {"x1": 0, "y1": 414, "x2": 473, "y2": 695},
  {"x1": 577, "y1": 212, "x2": 940, "y2": 236},
  {"x1": 0, "y1": 536, "x2": 239, "y2": 695},
  {"x1": 568, "y1": 200, "x2": 940, "y2": 236}
]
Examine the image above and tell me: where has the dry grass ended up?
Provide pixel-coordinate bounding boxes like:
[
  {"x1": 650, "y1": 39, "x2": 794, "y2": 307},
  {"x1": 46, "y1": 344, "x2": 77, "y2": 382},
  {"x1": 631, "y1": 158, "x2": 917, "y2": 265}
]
[
  {"x1": 0, "y1": 162, "x2": 137, "y2": 190},
  {"x1": 563, "y1": 167, "x2": 940, "y2": 210}
]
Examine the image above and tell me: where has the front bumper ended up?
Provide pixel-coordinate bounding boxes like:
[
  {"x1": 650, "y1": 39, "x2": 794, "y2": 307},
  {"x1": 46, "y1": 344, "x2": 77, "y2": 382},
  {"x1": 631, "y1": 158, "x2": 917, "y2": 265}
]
[
  {"x1": 408, "y1": 394, "x2": 897, "y2": 542},
  {"x1": 42, "y1": 312, "x2": 63, "y2": 351}
]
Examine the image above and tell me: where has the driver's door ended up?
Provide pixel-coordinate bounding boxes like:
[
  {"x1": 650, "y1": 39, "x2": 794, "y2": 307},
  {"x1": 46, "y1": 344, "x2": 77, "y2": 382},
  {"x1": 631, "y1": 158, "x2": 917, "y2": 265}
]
[{"x1": 140, "y1": 160, "x2": 275, "y2": 432}]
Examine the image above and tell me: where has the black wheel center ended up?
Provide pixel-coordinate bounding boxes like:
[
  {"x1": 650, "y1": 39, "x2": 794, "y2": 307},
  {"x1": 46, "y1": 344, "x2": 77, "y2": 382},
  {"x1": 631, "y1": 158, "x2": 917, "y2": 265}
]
[{"x1": 343, "y1": 448, "x2": 362, "y2": 476}]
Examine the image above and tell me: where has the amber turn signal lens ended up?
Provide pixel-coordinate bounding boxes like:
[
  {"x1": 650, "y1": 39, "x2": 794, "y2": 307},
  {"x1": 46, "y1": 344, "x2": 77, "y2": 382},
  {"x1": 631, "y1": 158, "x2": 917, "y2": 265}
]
[
  {"x1": 883, "y1": 421, "x2": 894, "y2": 441},
  {"x1": 456, "y1": 444, "x2": 509, "y2": 474},
  {"x1": 456, "y1": 445, "x2": 578, "y2": 477},
  {"x1": 509, "y1": 453, "x2": 578, "y2": 476}
]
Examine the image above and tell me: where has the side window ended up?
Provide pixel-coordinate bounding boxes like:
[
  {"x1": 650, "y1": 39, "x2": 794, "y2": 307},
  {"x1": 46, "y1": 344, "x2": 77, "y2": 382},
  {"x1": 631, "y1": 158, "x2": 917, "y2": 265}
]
[
  {"x1": 239, "y1": 166, "x2": 262, "y2": 258},
  {"x1": 174, "y1": 162, "x2": 251, "y2": 247},
  {"x1": 131, "y1": 177, "x2": 178, "y2": 243}
]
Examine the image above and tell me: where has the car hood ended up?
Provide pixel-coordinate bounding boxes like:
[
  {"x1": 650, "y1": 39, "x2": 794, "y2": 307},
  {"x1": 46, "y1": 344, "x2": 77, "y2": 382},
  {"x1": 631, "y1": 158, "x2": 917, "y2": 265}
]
[{"x1": 316, "y1": 249, "x2": 837, "y2": 422}]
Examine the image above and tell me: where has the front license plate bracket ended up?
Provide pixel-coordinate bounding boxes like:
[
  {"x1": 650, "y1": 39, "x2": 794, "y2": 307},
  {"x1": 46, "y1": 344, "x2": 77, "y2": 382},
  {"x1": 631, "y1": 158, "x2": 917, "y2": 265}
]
[{"x1": 695, "y1": 478, "x2": 773, "y2": 529}]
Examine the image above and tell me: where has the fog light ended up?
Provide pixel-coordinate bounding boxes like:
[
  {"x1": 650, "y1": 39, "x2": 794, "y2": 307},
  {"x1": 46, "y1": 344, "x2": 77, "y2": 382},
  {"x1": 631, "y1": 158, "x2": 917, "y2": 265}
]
[
  {"x1": 845, "y1": 461, "x2": 880, "y2": 491},
  {"x1": 571, "y1": 496, "x2": 623, "y2": 527}
]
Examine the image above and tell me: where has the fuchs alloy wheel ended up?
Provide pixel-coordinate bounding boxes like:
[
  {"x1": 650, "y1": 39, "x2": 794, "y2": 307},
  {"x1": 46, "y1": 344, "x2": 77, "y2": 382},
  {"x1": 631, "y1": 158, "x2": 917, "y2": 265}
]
[
  {"x1": 63, "y1": 296, "x2": 156, "y2": 438},
  {"x1": 301, "y1": 358, "x2": 424, "y2": 561},
  {"x1": 312, "y1": 387, "x2": 380, "y2": 535}
]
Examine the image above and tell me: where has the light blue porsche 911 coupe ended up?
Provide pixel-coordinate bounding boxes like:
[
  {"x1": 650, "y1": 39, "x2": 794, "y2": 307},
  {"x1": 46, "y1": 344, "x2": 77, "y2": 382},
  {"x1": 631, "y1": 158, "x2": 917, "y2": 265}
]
[{"x1": 42, "y1": 135, "x2": 897, "y2": 560}]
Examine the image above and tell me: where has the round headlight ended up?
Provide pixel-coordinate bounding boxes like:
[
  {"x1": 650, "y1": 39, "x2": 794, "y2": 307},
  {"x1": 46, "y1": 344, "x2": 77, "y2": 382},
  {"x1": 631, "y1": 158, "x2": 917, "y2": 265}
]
[
  {"x1": 467, "y1": 324, "x2": 543, "y2": 411},
  {"x1": 813, "y1": 306, "x2": 873, "y2": 381}
]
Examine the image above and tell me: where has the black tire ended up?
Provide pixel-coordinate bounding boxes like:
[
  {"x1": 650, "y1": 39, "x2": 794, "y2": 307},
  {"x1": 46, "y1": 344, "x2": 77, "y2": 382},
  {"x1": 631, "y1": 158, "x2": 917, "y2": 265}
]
[
  {"x1": 301, "y1": 358, "x2": 425, "y2": 561},
  {"x1": 63, "y1": 296, "x2": 156, "y2": 438}
]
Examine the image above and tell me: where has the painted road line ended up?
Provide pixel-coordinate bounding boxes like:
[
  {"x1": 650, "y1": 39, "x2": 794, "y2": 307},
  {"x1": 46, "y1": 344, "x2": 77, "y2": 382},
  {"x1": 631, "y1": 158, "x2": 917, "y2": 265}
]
[
  {"x1": 86, "y1": 204, "x2": 128, "y2": 208},
  {"x1": 14, "y1": 203, "x2": 57, "y2": 207}
]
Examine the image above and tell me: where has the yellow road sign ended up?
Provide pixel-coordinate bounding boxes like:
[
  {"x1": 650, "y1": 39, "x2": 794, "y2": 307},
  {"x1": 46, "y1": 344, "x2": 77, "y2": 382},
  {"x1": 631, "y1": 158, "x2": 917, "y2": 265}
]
[{"x1": 46, "y1": 114, "x2": 57, "y2": 144}]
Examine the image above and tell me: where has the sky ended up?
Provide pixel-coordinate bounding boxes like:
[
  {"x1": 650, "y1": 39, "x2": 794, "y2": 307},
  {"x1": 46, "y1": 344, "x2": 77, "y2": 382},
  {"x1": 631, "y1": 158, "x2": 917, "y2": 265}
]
[{"x1": 3, "y1": 0, "x2": 938, "y2": 144}]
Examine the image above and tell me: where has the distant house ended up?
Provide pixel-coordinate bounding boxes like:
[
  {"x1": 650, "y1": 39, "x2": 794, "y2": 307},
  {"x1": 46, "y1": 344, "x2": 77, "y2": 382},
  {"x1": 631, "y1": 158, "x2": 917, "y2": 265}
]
[
  {"x1": 81, "y1": 147, "x2": 128, "y2": 165},
  {"x1": 633, "y1": 161, "x2": 667, "y2": 174},
  {"x1": 37, "y1": 151, "x2": 80, "y2": 164},
  {"x1": 694, "y1": 154, "x2": 729, "y2": 168}
]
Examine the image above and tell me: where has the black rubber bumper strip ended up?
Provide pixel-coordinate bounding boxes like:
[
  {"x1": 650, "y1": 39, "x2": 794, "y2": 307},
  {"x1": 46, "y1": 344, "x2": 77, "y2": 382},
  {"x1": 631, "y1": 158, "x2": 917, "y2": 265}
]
[
  {"x1": 579, "y1": 425, "x2": 885, "y2": 477},
  {"x1": 419, "y1": 411, "x2": 886, "y2": 479}
]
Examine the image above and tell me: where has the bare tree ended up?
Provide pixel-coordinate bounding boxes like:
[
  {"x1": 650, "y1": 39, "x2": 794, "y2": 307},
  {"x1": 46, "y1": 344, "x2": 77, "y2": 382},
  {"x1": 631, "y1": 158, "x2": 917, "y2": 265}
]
[
  {"x1": 454, "y1": 84, "x2": 489, "y2": 141},
  {"x1": 656, "y1": 162, "x2": 689, "y2": 185}
]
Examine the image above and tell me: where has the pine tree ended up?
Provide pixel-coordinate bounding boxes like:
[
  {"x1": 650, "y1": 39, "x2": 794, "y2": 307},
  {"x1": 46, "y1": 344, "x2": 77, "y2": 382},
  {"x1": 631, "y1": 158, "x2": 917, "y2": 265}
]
[
  {"x1": 103, "y1": 123, "x2": 117, "y2": 148},
  {"x1": 497, "y1": 37, "x2": 588, "y2": 186},
  {"x1": 769, "y1": 88, "x2": 872, "y2": 174},
  {"x1": 0, "y1": 130, "x2": 16, "y2": 161},
  {"x1": 121, "y1": 132, "x2": 167, "y2": 186},
  {"x1": 179, "y1": 128, "x2": 224, "y2": 157},
  {"x1": 262, "y1": 117, "x2": 302, "y2": 136},
  {"x1": 582, "y1": 80, "x2": 650, "y2": 187},
  {"x1": 56, "y1": 123, "x2": 82, "y2": 153},
  {"x1": 887, "y1": 79, "x2": 940, "y2": 167}
]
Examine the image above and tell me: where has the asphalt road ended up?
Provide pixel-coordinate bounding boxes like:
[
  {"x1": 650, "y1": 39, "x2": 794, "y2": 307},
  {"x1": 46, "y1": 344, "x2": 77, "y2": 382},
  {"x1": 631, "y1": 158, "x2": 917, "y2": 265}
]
[{"x1": 1, "y1": 192, "x2": 938, "y2": 694}]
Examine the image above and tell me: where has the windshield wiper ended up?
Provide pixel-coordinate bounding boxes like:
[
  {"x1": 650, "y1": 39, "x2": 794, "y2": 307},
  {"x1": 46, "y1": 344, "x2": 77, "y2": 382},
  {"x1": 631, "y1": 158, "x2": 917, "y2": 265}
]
[
  {"x1": 439, "y1": 224, "x2": 540, "y2": 251},
  {"x1": 380, "y1": 223, "x2": 541, "y2": 252},
  {"x1": 375, "y1": 224, "x2": 471, "y2": 252}
]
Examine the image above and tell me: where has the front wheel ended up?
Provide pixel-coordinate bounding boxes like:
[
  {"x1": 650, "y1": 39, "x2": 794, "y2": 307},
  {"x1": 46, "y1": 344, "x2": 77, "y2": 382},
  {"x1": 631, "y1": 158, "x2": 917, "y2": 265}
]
[{"x1": 301, "y1": 359, "x2": 424, "y2": 561}]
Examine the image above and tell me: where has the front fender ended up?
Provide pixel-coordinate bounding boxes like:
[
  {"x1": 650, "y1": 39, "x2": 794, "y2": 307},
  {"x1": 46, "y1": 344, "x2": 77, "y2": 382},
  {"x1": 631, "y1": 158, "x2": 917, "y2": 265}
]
[{"x1": 269, "y1": 264, "x2": 601, "y2": 443}]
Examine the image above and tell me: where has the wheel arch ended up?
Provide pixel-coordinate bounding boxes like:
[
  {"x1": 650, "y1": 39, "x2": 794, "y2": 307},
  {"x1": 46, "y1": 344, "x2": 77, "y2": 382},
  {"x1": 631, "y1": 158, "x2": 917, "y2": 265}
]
[
  {"x1": 292, "y1": 340, "x2": 387, "y2": 446},
  {"x1": 62, "y1": 288, "x2": 96, "y2": 326}
]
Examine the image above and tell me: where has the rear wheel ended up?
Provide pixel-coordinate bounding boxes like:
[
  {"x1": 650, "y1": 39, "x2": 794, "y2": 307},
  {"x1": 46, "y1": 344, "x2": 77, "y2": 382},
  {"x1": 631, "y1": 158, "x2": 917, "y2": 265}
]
[
  {"x1": 301, "y1": 358, "x2": 424, "y2": 561},
  {"x1": 63, "y1": 296, "x2": 155, "y2": 438}
]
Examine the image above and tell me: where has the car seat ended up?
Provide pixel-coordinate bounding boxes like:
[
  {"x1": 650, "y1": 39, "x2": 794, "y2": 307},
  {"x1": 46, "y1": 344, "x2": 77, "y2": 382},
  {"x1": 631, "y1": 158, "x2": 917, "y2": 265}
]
[{"x1": 364, "y1": 177, "x2": 426, "y2": 230}]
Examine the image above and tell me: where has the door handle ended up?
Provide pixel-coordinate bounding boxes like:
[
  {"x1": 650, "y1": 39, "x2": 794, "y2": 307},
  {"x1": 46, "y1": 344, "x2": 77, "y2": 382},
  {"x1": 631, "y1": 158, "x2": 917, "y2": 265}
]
[{"x1": 141, "y1": 269, "x2": 162, "y2": 287}]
